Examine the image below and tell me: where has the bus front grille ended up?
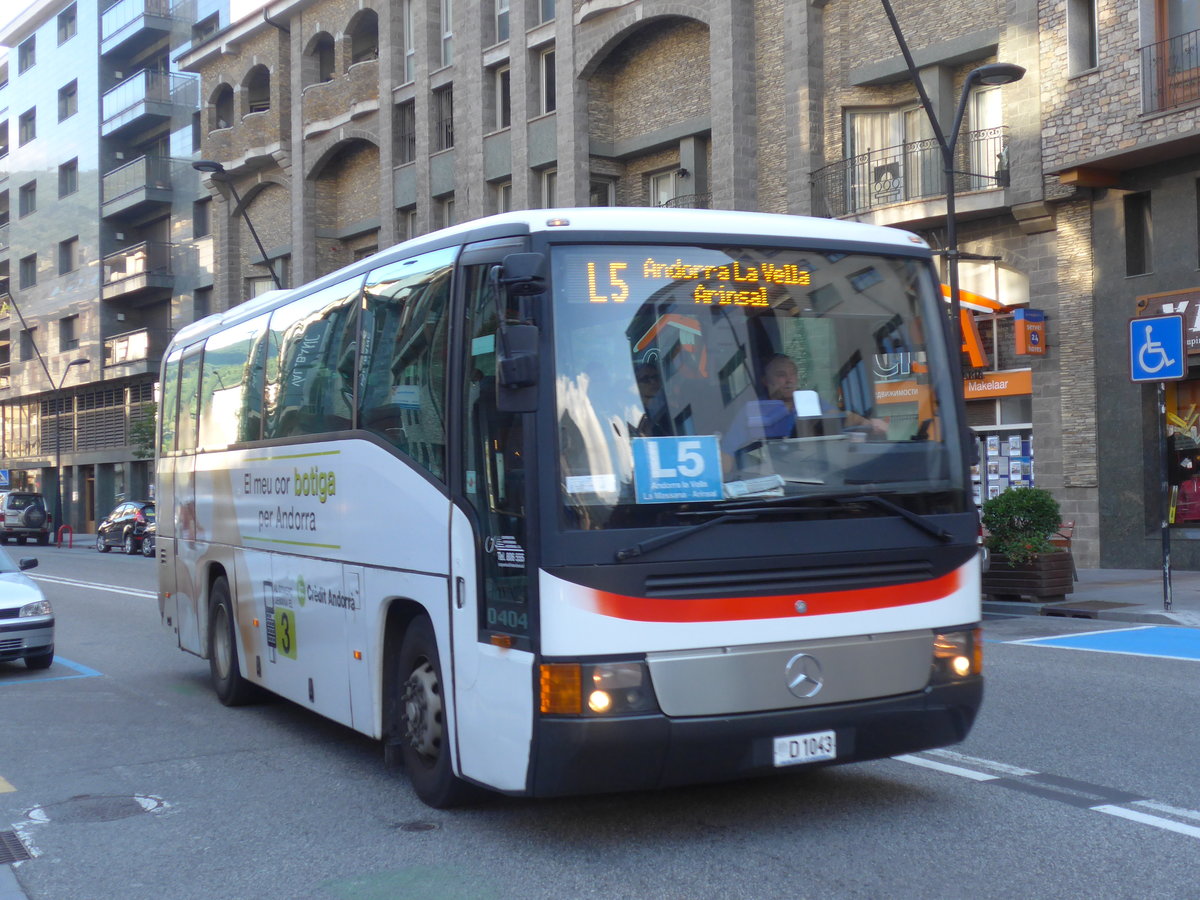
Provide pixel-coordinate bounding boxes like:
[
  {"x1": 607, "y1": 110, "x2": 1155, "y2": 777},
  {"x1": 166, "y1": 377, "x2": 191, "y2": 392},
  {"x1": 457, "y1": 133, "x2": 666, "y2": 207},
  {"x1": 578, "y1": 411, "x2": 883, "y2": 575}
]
[{"x1": 643, "y1": 560, "x2": 935, "y2": 599}]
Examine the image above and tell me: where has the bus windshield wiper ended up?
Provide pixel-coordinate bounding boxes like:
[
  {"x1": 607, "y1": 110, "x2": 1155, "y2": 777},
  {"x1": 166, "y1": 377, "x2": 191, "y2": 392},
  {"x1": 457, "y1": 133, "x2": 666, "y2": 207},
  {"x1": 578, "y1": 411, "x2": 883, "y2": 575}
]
[
  {"x1": 615, "y1": 509, "x2": 775, "y2": 562},
  {"x1": 717, "y1": 490, "x2": 953, "y2": 543}
]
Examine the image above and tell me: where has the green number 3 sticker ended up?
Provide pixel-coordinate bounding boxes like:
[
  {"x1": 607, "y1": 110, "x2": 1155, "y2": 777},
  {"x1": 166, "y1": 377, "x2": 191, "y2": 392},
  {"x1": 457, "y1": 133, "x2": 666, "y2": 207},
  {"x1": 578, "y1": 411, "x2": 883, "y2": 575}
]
[{"x1": 275, "y1": 608, "x2": 298, "y2": 659}]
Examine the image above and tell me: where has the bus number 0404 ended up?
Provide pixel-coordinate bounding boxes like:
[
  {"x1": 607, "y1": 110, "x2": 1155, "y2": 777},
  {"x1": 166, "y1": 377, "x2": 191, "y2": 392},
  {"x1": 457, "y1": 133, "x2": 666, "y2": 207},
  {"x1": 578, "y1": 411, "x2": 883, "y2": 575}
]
[{"x1": 488, "y1": 608, "x2": 528, "y2": 631}]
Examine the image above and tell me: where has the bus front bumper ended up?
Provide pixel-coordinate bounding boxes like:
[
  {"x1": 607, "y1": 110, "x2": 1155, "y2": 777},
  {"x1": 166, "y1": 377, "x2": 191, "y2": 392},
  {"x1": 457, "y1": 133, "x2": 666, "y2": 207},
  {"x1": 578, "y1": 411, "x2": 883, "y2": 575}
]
[{"x1": 528, "y1": 678, "x2": 982, "y2": 797}]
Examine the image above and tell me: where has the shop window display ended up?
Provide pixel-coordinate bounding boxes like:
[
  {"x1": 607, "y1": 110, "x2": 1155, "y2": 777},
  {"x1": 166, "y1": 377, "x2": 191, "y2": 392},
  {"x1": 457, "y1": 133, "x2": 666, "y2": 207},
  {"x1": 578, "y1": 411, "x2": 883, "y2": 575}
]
[{"x1": 1167, "y1": 378, "x2": 1200, "y2": 525}]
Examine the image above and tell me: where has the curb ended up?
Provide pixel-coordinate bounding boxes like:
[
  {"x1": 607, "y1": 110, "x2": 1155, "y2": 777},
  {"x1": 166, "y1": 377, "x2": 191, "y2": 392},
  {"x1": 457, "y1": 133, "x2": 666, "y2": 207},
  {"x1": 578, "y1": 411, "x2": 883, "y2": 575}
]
[{"x1": 983, "y1": 599, "x2": 1200, "y2": 628}]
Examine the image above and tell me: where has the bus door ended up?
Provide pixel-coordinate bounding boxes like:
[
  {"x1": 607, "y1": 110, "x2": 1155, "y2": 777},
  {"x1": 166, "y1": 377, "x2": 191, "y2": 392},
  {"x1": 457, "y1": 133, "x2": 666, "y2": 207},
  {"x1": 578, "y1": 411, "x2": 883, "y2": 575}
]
[
  {"x1": 157, "y1": 349, "x2": 182, "y2": 633},
  {"x1": 450, "y1": 248, "x2": 536, "y2": 791},
  {"x1": 174, "y1": 342, "x2": 205, "y2": 656}
]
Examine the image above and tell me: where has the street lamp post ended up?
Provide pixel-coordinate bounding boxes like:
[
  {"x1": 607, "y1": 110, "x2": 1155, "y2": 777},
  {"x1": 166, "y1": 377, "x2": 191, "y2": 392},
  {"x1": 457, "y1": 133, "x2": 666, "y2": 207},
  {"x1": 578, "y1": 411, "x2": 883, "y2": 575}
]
[
  {"x1": 193, "y1": 159, "x2": 283, "y2": 290},
  {"x1": 54, "y1": 357, "x2": 89, "y2": 538},
  {"x1": 878, "y1": 1, "x2": 1024, "y2": 337}
]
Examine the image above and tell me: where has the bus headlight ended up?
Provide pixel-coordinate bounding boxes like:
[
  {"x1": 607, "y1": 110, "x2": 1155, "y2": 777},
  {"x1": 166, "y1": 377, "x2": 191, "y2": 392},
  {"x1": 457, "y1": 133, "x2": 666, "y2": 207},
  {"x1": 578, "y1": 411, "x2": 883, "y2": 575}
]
[
  {"x1": 540, "y1": 660, "x2": 659, "y2": 716},
  {"x1": 931, "y1": 628, "x2": 982, "y2": 683}
]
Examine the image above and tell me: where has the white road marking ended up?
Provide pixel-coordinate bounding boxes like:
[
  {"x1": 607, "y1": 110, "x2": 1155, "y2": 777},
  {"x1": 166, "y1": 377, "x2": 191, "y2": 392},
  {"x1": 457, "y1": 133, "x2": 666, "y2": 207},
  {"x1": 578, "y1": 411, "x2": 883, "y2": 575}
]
[
  {"x1": 1092, "y1": 805, "x2": 1200, "y2": 839},
  {"x1": 30, "y1": 574, "x2": 155, "y2": 599},
  {"x1": 894, "y1": 751, "x2": 1200, "y2": 842}
]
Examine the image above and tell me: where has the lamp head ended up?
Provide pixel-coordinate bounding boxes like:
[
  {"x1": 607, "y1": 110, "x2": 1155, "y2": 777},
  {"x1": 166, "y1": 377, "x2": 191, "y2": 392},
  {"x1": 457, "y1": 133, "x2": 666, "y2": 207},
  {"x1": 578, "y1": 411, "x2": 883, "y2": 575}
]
[
  {"x1": 68, "y1": 357, "x2": 88, "y2": 368},
  {"x1": 192, "y1": 159, "x2": 228, "y2": 178},
  {"x1": 971, "y1": 62, "x2": 1025, "y2": 86}
]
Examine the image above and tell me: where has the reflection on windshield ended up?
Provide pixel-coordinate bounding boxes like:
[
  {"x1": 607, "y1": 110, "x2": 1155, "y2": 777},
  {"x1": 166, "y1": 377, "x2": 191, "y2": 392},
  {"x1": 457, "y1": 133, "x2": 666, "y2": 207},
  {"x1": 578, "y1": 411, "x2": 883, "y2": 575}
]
[{"x1": 552, "y1": 244, "x2": 963, "y2": 530}]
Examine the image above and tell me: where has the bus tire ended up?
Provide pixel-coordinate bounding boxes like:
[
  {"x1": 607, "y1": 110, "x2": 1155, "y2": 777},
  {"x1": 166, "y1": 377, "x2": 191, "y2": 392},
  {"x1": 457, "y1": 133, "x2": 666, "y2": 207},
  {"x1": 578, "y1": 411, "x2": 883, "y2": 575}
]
[
  {"x1": 208, "y1": 575, "x2": 257, "y2": 707},
  {"x1": 396, "y1": 616, "x2": 475, "y2": 808}
]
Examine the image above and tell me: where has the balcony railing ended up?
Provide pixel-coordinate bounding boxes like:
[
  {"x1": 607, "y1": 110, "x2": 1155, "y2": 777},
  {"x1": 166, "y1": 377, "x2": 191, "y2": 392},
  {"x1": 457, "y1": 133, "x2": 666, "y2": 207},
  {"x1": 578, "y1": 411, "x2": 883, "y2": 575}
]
[
  {"x1": 812, "y1": 127, "x2": 1009, "y2": 219},
  {"x1": 1142, "y1": 29, "x2": 1200, "y2": 113},
  {"x1": 101, "y1": 0, "x2": 173, "y2": 48},
  {"x1": 102, "y1": 155, "x2": 178, "y2": 205},
  {"x1": 101, "y1": 241, "x2": 173, "y2": 299},
  {"x1": 660, "y1": 192, "x2": 712, "y2": 209},
  {"x1": 104, "y1": 327, "x2": 173, "y2": 368},
  {"x1": 102, "y1": 70, "x2": 198, "y2": 128}
]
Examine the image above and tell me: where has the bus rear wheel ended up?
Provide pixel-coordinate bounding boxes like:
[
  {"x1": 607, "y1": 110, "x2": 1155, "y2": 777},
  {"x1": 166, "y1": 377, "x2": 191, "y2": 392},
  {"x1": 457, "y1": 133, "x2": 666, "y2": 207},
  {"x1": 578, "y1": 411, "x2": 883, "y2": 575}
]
[
  {"x1": 396, "y1": 616, "x2": 475, "y2": 808},
  {"x1": 208, "y1": 575, "x2": 257, "y2": 706}
]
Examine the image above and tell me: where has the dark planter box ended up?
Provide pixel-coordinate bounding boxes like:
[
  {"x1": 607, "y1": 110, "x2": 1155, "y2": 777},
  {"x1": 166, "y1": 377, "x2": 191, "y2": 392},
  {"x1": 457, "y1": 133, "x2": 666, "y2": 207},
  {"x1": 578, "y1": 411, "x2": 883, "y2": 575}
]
[{"x1": 982, "y1": 550, "x2": 1074, "y2": 602}]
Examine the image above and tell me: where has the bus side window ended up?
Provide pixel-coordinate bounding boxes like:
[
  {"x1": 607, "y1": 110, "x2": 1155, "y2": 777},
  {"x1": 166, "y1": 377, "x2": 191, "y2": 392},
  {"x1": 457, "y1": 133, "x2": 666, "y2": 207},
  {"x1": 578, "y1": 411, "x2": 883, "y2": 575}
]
[
  {"x1": 160, "y1": 350, "x2": 182, "y2": 455},
  {"x1": 198, "y1": 313, "x2": 269, "y2": 450},
  {"x1": 177, "y1": 344, "x2": 204, "y2": 453},
  {"x1": 360, "y1": 247, "x2": 456, "y2": 481},
  {"x1": 263, "y1": 278, "x2": 362, "y2": 439}
]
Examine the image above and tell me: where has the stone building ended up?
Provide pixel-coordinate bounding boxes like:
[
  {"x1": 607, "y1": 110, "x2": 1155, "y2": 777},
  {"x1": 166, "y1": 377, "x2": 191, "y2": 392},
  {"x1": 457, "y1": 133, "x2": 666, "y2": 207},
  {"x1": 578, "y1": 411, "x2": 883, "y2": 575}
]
[
  {"x1": 0, "y1": 0, "x2": 227, "y2": 533},
  {"x1": 185, "y1": 0, "x2": 1200, "y2": 568}
]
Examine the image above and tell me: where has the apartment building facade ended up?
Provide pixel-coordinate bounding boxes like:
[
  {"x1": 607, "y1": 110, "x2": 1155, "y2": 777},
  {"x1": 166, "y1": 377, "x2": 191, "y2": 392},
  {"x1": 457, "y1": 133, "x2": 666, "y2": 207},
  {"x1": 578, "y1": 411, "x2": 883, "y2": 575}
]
[{"x1": 0, "y1": 0, "x2": 226, "y2": 533}]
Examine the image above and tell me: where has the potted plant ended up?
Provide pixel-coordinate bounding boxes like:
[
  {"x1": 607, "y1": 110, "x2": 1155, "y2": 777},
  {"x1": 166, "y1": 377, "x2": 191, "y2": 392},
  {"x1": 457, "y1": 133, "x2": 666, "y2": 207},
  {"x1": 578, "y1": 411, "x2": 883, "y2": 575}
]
[{"x1": 980, "y1": 487, "x2": 1073, "y2": 602}]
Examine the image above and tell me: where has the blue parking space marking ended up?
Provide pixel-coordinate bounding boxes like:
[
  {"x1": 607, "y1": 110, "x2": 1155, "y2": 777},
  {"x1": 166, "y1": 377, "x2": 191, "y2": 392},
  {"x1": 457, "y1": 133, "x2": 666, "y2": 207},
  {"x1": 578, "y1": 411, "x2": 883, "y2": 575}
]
[
  {"x1": 0, "y1": 656, "x2": 102, "y2": 685},
  {"x1": 1010, "y1": 626, "x2": 1200, "y2": 662}
]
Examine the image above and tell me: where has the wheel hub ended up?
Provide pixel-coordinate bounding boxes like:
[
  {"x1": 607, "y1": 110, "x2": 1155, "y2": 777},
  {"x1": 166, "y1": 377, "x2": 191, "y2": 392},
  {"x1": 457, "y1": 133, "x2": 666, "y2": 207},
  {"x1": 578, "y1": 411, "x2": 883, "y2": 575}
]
[{"x1": 402, "y1": 661, "x2": 442, "y2": 759}]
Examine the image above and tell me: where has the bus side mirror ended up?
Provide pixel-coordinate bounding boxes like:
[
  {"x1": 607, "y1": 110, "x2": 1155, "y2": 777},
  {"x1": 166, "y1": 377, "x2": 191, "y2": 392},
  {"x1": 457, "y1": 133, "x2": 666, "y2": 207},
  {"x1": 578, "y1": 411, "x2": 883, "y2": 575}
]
[{"x1": 497, "y1": 323, "x2": 539, "y2": 413}]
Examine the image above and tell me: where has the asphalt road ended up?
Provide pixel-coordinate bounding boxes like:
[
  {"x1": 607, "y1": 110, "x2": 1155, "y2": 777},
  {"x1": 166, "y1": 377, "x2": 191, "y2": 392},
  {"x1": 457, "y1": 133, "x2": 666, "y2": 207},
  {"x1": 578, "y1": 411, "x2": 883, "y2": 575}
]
[{"x1": 2, "y1": 544, "x2": 1198, "y2": 899}]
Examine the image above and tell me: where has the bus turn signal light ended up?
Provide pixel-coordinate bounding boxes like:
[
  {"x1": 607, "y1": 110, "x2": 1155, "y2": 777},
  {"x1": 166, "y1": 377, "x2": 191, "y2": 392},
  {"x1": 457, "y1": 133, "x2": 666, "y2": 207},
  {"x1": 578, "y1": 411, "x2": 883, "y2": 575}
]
[{"x1": 540, "y1": 663, "x2": 582, "y2": 714}]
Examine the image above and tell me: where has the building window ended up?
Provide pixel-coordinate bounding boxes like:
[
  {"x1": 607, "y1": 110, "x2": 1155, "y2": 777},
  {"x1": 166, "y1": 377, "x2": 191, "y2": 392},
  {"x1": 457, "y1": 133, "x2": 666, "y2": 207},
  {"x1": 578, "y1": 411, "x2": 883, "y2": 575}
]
[
  {"x1": 59, "y1": 315, "x2": 78, "y2": 350},
  {"x1": 433, "y1": 86, "x2": 454, "y2": 151},
  {"x1": 59, "y1": 159, "x2": 78, "y2": 197},
  {"x1": 58, "y1": 4, "x2": 77, "y2": 44},
  {"x1": 843, "y1": 106, "x2": 938, "y2": 212},
  {"x1": 247, "y1": 276, "x2": 276, "y2": 298},
  {"x1": 440, "y1": 0, "x2": 454, "y2": 67},
  {"x1": 193, "y1": 199, "x2": 211, "y2": 238},
  {"x1": 0, "y1": 121, "x2": 8, "y2": 158},
  {"x1": 310, "y1": 33, "x2": 334, "y2": 83},
  {"x1": 398, "y1": 206, "x2": 417, "y2": 240},
  {"x1": 348, "y1": 9, "x2": 379, "y2": 66},
  {"x1": 494, "y1": 66, "x2": 511, "y2": 130},
  {"x1": 540, "y1": 0, "x2": 555, "y2": 23},
  {"x1": 402, "y1": 0, "x2": 416, "y2": 83},
  {"x1": 18, "y1": 36, "x2": 35, "y2": 74},
  {"x1": 649, "y1": 170, "x2": 681, "y2": 207},
  {"x1": 192, "y1": 14, "x2": 218, "y2": 43},
  {"x1": 18, "y1": 109, "x2": 36, "y2": 146},
  {"x1": 193, "y1": 286, "x2": 212, "y2": 319},
  {"x1": 396, "y1": 100, "x2": 416, "y2": 164},
  {"x1": 58, "y1": 80, "x2": 78, "y2": 121},
  {"x1": 19, "y1": 327, "x2": 37, "y2": 361},
  {"x1": 19, "y1": 254, "x2": 37, "y2": 290},
  {"x1": 245, "y1": 66, "x2": 270, "y2": 114},
  {"x1": 58, "y1": 237, "x2": 80, "y2": 275},
  {"x1": 494, "y1": 181, "x2": 513, "y2": 213},
  {"x1": 1068, "y1": 0, "x2": 1099, "y2": 72},
  {"x1": 18, "y1": 180, "x2": 36, "y2": 217},
  {"x1": 212, "y1": 84, "x2": 234, "y2": 130},
  {"x1": 541, "y1": 168, "x2": 557, "y2": 207},
  {"x1": 437, "y1": 195, "x2": 456, "y2": 229},
  {"x1": 496, "y1": 0, "x2": 510, "y2": 42},
  {"x1": 540, "y1": 49, "x2": 556, "y2": 114},
  {"x1": 589, "y1": 178, "x2": 615, "y2": 206},
  {"x1": 1125, "y1": 192, "x2": 1153, "y2": 276}
]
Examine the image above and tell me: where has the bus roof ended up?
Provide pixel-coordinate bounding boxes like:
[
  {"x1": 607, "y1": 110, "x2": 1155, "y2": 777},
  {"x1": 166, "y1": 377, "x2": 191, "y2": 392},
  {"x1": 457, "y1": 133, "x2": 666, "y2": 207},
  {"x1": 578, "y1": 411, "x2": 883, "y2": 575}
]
[{"x1": 170, "y1": 208, "x2": 929, "y2": 350}]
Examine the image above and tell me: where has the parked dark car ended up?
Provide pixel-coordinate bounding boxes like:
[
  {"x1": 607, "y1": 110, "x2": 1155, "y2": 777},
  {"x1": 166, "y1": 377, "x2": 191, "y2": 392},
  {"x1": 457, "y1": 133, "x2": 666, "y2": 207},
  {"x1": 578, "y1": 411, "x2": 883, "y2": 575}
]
[
  {"x1": 97, "y1": 501, "x2": 155, "y2": 555},
  {"x1": 140, "y1": 521, "x2": 156, "y2": 558}
]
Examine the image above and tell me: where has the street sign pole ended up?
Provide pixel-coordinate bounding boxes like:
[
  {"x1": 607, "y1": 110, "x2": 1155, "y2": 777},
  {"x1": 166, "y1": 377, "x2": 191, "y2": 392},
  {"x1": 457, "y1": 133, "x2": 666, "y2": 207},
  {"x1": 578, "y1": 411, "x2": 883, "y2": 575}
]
[
  {"x1": 1158, "y1": 382, "x2": 1173, "y2": 612},
  {"x1": 1130, "y1": 314, "x2": 1186, "y2": 612}
]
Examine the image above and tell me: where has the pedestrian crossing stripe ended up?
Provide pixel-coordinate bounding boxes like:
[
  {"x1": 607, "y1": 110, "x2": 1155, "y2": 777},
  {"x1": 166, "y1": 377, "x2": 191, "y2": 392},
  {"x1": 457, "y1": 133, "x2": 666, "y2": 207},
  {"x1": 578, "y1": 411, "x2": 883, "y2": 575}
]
[{"x1": 1008, "y1": 625, "x2": 1200, "y2": 662}]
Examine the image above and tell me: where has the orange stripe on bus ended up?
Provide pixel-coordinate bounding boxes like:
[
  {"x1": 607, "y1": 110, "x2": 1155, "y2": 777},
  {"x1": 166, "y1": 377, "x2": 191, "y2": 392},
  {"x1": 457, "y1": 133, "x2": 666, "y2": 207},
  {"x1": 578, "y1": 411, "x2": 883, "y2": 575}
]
[{"x1": 590, "y1": 568, "x2": 963, "y2": 623}]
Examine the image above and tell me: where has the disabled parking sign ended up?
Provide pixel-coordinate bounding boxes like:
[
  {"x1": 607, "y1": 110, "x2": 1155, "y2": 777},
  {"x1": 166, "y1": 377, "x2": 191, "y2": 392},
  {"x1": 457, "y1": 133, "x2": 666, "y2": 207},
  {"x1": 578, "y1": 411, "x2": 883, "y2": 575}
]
[
  {"x1": 1130, "y1": 315, "x2": 1186, "y2": 382},
  {"x1": 631, "y1": 435, "x2": 722, "y2": 504}
]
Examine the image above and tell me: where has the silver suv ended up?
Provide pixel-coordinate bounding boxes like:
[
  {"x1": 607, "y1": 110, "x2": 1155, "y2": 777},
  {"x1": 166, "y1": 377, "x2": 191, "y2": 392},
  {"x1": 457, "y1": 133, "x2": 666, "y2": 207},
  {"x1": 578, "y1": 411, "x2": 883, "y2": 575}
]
[{"x1": 0, "y1": 492, "x2": 52, "y2": 545}]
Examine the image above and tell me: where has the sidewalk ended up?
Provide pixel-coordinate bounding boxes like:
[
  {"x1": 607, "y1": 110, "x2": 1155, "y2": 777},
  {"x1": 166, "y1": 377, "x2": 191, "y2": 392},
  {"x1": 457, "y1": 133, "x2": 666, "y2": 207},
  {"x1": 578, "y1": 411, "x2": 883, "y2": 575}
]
[{"x1": 984, "y1": 567, "x2": 1200, "y2": 627}]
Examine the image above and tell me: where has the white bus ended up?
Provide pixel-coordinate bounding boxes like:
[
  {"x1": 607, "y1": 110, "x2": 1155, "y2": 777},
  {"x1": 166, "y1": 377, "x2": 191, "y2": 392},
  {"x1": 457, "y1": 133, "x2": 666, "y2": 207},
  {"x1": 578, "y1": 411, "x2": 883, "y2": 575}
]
[{"x1": 156, "y1": 208, "x2": 983, "y2": 807}]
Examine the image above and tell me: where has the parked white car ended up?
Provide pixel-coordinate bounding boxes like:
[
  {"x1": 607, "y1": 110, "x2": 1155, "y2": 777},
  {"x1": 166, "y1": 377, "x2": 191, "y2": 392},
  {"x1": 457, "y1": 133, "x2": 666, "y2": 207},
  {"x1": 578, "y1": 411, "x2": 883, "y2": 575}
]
[{"x1": 0, "y1": 549, "x2": 52, "y2": 670}]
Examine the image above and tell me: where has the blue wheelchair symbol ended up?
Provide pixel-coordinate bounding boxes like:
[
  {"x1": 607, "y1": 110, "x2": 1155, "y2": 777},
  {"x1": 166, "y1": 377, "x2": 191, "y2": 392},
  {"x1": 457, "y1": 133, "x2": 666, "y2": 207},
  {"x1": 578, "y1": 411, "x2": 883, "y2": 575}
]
[{"x1": 1130, "y1": 316, "x2": 1186, "y2": 382}]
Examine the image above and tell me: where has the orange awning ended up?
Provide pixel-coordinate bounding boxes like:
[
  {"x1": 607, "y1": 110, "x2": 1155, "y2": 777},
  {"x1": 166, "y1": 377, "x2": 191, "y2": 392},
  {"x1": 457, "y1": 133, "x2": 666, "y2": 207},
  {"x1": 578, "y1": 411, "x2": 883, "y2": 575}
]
[{"x1": 941, "y1": 284, "x2": 1007, "y2": 313}]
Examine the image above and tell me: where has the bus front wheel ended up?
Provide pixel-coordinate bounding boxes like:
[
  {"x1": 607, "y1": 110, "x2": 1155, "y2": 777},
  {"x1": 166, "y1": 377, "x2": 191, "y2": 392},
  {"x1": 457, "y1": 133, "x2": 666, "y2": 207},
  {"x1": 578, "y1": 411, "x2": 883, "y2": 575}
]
[
  {"x1": 208, "y1": 575, "x2": 257, "y2": 707},
  {"x1": 396, "y1": 616, "x2": 475, "y2": 808}
]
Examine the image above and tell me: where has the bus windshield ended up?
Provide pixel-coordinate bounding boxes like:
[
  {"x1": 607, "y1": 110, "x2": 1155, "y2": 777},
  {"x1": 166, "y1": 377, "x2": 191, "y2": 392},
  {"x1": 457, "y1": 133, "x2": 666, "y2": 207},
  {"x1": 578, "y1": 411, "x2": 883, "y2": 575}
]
[{"x1": 551, "y1": 242, "x2": 962, "y2": 530}]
